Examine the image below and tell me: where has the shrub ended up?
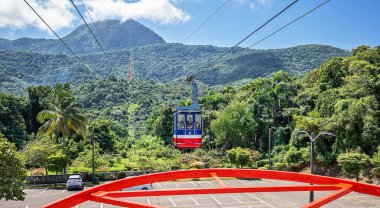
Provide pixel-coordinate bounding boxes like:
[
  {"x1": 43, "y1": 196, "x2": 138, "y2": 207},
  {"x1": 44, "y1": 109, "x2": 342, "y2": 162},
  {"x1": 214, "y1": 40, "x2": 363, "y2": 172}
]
[
  {"x1": 285, "y1": 146, "x2": 302, "y2": 167},
  {"x1": 371, "y1": 146, "x2": 380, "y2": 179},
  {"x1": 190, "y1": 161, "x2": 205, "y2": 169},
  {"x1": 274, "y1": 163, "x2": 286, "y2": 171},
  {"x1": 337, "y1": 151, "x2": 370, "y2": 181},
  {"x1": 69, "y1": 166, "x2": 91, "y2": 174},
  {"x1": 117, "y1": 172, "x2": 127, "y2": 179},
  {"x1": 257, "y1": 159, "x2": 268, "y2": 167},
  {"x1": 227, "y1": 147, "x2": 251, "y2": 168}
]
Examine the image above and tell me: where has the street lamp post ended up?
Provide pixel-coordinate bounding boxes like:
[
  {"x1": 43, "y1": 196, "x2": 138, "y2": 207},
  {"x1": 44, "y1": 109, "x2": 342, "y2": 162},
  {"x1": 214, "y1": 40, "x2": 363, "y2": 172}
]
[
  {"x1": 92, "y1": 135, "x2": 95, "y2": 184},
  {"x1": 268, "y1": 127, "x2": 277, "y2": 170},
  {"x1": 299, "y1": 131, "x2": 336, "y2": 203}
]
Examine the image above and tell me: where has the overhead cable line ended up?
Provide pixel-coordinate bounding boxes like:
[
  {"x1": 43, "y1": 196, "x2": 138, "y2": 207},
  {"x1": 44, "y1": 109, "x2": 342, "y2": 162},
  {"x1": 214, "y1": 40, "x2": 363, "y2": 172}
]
[
  {"x1": 70, "y1": 0, "x2": 117, "y2": 70},
  {"x1": 183, "y1": 0, "x2": 231, "y2": 43},
  {"x1": 250, "y1": 0, "x2": 331, "y2": 48},
  {"x1": 193, "y1": 0, "x2": 299, "y2": 78},
  {"x1": 23, "y1": 0, "x2": 101, "y2": 78},
  {"x1": 79, "y1": 0, "x2": 103, "y2": 40}
]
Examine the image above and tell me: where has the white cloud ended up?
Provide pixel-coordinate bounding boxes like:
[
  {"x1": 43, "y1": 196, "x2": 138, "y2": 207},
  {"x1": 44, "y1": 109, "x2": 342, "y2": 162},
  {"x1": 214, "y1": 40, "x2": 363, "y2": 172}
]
[
  {"x1": 233, "y1": 0, "x2": 272, "y2": 12},
  {"x1": 256, "y1": 0, "x2": 273, "y2": 7},
  {"x1": 0, "y1": 0, "x2": 76, "y2": 32},
  {"x1": 83, "y1": 0, "x2": 190, "y2": 24},
  {"x1": 0, "y1": 0, "x2": 189, "y2": 33}
]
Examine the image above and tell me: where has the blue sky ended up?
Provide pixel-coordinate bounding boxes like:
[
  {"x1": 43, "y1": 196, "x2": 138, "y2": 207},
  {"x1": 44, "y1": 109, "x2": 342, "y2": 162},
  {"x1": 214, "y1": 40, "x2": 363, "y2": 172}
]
[{"x1": 0, "y1": 0, "x2": 379, "y2": 50}]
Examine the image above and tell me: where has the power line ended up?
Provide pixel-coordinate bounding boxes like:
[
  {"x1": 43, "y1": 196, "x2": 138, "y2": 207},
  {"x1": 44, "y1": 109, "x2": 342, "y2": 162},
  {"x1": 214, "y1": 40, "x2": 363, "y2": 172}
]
[
  {"x1": 70, "y1": 0, "x2": 117, "y2": 70},
  {"x1": 193, "y1": 0, "x2": 299, "y2": 78},
  {"x1": 79, "y1": 0, "x2": 103, "y2": 43},
  {"x1": 184, "y1": 0, "x2": 231, "y2": 43},
  {"x1": 250, "y1": 0, "x2": 331, "y2": 48},
  {"x1": 23, "y1": 0, "x2": 100, "y2": 78}
]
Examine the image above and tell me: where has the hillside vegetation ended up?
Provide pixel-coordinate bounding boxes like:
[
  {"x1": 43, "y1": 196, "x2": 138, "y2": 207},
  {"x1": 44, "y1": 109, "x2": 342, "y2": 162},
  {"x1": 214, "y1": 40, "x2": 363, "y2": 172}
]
[
  {"x1": 0, "y1": 45, "x2": 379, "y2": 183},
  {"x1": 0, "y1": 44, "x2": 348, "y2": 95}
]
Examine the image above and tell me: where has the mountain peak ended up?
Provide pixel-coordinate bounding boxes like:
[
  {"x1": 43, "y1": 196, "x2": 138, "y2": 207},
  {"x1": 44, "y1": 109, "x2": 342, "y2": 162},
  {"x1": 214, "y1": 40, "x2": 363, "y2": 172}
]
[
  {"x1": 0, "y1": 19, "x2": 166, "y2": 53},
  {"x1": 64, "y1": 19, "x2": 166, "y2": 52}
]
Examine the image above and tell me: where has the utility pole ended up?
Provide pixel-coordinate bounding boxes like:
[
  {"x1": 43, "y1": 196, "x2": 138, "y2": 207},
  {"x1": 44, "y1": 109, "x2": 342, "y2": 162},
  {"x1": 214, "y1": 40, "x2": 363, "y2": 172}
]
[
  {"x1": 268, "y1": 127, "x2": 277, "y2": 170},
  {"x1": 92, "y1": 134, "x2": 95, "y2": 184}
]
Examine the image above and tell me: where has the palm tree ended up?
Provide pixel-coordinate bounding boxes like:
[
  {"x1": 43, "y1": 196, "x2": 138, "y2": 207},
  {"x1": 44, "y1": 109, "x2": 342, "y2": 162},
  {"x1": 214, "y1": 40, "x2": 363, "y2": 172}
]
[{"x1": 36, "y1": 90, "x2": 87, "y2": 139}]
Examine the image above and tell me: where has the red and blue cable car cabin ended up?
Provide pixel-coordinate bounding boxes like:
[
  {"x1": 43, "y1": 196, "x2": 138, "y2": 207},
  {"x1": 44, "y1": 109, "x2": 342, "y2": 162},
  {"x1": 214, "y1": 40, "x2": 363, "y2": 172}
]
[{"x1": 173, "y1": 79, "x2": 202, "y2": 148}]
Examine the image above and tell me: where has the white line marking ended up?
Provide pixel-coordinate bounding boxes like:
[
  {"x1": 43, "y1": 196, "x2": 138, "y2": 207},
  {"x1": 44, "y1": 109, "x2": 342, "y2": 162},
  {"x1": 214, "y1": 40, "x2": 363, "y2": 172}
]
[
  {"x1": 147, "y1": 197, "x2": 151, "y2": 204},
  {"x1": 168, "y1": 196, "x2": 177, "y2": 207},
  {"x1": 75, "y1": 205, "x2": 79, "y2": 208},
  {"x1": 354, "y1": 199, "x2": 380, "y2": 204},
  {"x1": 155, "y1": 183, "x2": 162, "y2": 188},
  {"x1": 190, "y1": 182, "x2": 197, "y2": 187},
  {"x1": 208, "y1": 194, "x2": 221, "y2": 204},
  {"x1": 84, "y1": 186, "x2": 87, "y2": 190},
  {"x1": 188, "y1": 196, "x2": 199, "y2": 205},
  {"x1": 100, "y1": 203, "x2": 103, "y2": 208},
  {"x1": 236, "y1": 179, "x2": 246, "y2": 185},
  {"x1": 25, "y1": 206, "x2": 29, "y2": 208},
  {"x1": 172, "y1": 201, "x2": 271, "y2": 208},
  {"x1": 342, "y1": 195, "x2": 371, "y2": 199},
  {"x1": 248, "y1": 193, "x2": 276, "y2": 208},
  {"x1": 223, "y1": 180, "x2": 231, "y2": 185},
  {"x1": 173, "y1": 182, "x2": 180, "y2": 187},
  {"x1": 40, "y1": 188, "x2": 48, "y2": 194},
  {"x1": 205, "y1": 181, "x2": 213, "y2": 185},
  {"x1": 62, "y1": 188, "x2": 66, "y2": 193},
  {"x1": 229, "y1": 194, "x2": 243, "y2": 203}
]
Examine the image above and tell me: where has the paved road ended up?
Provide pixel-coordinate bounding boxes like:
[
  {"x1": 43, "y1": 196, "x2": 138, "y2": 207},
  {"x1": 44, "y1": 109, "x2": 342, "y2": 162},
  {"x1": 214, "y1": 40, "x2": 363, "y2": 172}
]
[{"x1": 1, "y1": 179, "x2": 380, "y2": 208}]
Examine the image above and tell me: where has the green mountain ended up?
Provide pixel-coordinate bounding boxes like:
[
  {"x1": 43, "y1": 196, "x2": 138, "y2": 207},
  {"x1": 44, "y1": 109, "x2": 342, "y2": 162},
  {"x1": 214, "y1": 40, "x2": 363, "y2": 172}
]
[
  {"x1": 0, "y1": 19, "x2": 165, "y2": 54},
  {"x1": 0, "y1": 20, "x2": 350, "y2": 95}
]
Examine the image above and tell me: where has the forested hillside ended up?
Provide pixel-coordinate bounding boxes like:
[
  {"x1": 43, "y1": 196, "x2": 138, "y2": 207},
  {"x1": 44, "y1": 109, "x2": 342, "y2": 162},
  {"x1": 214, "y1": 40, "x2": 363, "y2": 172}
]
[
  {"x1": 0, "y1": 45, "x2": 378, "y2": 182},
  {"x1": 0, "y1": 43, "x2": 349, "y2": 95},
  {"x1": 0, "y1": 19, "x2": 349, "y2": 95}
]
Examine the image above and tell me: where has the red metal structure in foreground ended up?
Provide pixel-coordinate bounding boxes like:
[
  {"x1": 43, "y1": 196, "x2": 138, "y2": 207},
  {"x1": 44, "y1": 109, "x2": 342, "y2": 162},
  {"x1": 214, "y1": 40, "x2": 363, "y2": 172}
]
[{"x1": 44, "y1": 169, "x2": 380, "y2": 208}]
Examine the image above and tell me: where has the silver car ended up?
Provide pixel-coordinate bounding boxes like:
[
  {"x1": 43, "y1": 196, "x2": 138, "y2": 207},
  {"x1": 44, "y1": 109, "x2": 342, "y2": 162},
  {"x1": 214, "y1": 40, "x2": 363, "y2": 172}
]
[{"x1": 66, "y1": 175, "x2": 83, "y2": 190}]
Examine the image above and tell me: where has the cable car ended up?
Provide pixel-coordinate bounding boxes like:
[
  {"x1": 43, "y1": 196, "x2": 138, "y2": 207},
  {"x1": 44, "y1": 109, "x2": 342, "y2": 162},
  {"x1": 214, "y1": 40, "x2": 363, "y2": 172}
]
[{"x1": 172, "y1": 76, "x2": 202, "y2": 148}]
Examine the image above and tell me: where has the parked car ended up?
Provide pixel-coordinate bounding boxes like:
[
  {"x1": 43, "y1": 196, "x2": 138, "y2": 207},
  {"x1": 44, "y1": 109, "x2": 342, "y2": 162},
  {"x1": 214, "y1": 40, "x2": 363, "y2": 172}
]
[
  {"x1": 66, "y1": 174, "x2": 83, "y2": 190},
  {"x1": 122, "y1": 179, "x2": 153, "y2": 191}
]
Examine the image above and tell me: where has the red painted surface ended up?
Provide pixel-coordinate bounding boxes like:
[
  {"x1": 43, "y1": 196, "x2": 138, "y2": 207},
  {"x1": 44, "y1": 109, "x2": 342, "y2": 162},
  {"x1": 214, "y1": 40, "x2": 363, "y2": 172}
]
[
  {"x1": 172, "y1": 138, "x2": 202, "y2": 148},
  {"x1": 43, "y1": 169, "x2": 380, "y2": 208}
]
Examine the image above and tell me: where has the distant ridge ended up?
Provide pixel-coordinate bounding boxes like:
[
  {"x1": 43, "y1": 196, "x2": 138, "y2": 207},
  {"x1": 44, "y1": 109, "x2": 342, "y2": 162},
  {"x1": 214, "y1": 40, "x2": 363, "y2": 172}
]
[
  {"x1": 0, "y1": 19, "x2": 166, "y2": 54},
  {"x1": 0, "y1": 43, "x2": 349, "y2": 95}
]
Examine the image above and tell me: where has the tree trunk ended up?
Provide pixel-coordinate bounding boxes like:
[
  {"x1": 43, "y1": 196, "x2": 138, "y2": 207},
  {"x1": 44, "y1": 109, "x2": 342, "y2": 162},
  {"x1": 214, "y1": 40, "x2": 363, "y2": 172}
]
[{"x1": 356, "y1": 172, "x2": 359, "y2": 182}]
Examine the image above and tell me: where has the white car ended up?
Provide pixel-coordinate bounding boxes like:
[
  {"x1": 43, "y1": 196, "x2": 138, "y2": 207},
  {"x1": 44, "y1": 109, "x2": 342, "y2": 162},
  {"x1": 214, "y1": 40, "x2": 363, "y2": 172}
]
[{"x1": 66, "y1": 175, "x2": 83, "y2": 190}]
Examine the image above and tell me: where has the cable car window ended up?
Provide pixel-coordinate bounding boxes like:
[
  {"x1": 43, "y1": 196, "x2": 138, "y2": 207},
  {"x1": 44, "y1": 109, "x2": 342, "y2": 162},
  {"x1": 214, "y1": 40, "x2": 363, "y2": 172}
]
[
  {"x1": 187, "y1": 114, "x2": 193, "y2": 129},
  {"x1": 178, "y1": 114, "x2": 185, "y2": 129},
  {"x1": 195, "y1": 114, "x2": 201, "y2": 129}
]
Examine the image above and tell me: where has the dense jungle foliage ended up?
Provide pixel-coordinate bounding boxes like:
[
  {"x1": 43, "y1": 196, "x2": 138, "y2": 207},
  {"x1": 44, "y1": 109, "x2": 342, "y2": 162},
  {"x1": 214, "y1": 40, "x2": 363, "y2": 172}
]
[{"x1": 0, "y1": 45, "x2": 379, "y2": 190}]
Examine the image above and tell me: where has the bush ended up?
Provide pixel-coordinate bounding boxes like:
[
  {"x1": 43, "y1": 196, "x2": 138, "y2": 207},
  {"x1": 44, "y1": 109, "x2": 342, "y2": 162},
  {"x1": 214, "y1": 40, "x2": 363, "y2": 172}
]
[
  {"x1": 227, "y1": 147, "x2": 251, "y2": 168},
  {"x1": 117, "y1": 172, "x2": 127, "y2": 179},
  {"x1": 285, "y1": 146, "x2": 302, "y2": 167},
  {"x1": 274, "y1": 162, "x2": 286, "y2": 171},
  {"x1": 257, "y1": 159, "x2": 268, "y2": 167},
  {"x1": 372, "y1": 167, "x2": 380, "y2": 178},
  {"x1": 371, "y1": 146, "x2": 380, "y2": 178},
  {"x1": 190, "y1": 161, "x2": 205, "y2": 169},
  {"x1": 337, "y1": 151, "x2": 370, "y2": 181},
  {"x1": 69, "y1": 166, "x2": 91, "y2": 174}
]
